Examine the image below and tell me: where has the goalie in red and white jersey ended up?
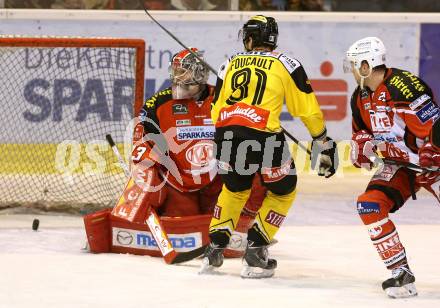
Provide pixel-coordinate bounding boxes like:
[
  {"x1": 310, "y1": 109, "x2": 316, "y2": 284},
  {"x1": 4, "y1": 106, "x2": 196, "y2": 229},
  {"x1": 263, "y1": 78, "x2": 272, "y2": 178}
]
[
  {"x1": 84, "y1": 48, "x2": 265, "y2": 258},
  {"x1": 345, "y1": 37, "x2": 440, "y2": 298},
  {"x1": 124, "y1": 47, "x2": 264, "y2": 219}
]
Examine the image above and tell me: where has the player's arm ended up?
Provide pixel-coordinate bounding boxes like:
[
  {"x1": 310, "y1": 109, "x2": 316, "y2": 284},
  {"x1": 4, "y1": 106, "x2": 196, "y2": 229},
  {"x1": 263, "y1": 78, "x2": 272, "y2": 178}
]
[
  {"x1": 350, "y1": 87, "x2": 371, "y2": 134},
  {"x1": 388, "y1": 78, "x2": 440, "y2": 164},
  {"x1": 134, "y1": 89, "x2": 172, "y2": 163},
  {"x1": 394, "y1": 95, "x2": 438, "y2": 140},
  {"x1": 349, "y1": 88, "x2": 375, "y2": 169},
  {"x1": 142, "y1": 89, "x2": 172, "y2": 135},
  {"x1": 431, "y1": 118, "x2": 440, "y2": 149},
  {"x1": 281, "y1": 56, "x2": 326, "y2": 139},
  {"x1": 419, "y1": 118, "x2": 440, "y2": 168},
  {"x1": 281, "y1": 55, "x2": 337, "y2": 177}
]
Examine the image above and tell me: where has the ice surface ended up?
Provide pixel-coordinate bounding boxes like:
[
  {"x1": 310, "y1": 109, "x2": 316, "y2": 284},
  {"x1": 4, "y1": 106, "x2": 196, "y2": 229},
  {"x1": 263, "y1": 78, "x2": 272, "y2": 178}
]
[{"x1": 1, "y1": 174, "x2": 439, "y2": 308}]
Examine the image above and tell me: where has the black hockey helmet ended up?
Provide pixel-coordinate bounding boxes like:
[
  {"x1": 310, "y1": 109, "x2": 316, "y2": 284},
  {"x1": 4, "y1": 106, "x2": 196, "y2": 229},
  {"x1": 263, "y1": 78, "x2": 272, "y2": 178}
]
[{"x1": 240, "y1": 15, "x2": 278, "y2": 51}]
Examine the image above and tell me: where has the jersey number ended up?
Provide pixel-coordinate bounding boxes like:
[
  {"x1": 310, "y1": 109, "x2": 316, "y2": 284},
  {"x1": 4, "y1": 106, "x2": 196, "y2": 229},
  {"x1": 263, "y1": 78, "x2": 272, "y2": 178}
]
[{"x1": 226, "y1": 68, "x2": 267, "y2": 105}]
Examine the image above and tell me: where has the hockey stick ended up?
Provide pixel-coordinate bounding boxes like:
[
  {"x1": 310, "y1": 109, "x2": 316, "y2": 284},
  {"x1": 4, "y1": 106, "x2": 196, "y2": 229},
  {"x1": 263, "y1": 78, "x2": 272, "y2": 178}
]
[
  {"x1": 368, "y1": 154, "x2": 439, "y2": 173},
  {"x1": 105, "y1": 134, "x2": 206, "y2": 264},
  {"x1": 381, "y1": 157, "x2": 439, "y2": 173},
  {"x1": 139, "y1": 5, "x2": 312, "y2": 155}
]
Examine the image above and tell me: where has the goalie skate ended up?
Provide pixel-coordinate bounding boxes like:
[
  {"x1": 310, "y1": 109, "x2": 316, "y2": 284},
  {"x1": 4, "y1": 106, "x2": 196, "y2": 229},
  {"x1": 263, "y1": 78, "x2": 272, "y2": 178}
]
[
  {"x1": 382, "y1": 265, "x2": 417, "y2": 299},
  {"x1": 240, "y1": 244, "x2": 277, "y2": 279}
]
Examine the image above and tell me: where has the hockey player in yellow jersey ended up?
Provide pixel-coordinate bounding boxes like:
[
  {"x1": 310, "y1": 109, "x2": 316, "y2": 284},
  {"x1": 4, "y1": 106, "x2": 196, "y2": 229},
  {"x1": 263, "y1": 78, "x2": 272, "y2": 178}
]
[{"x1": 200, "y1": 15, "x2": 338, "y2": 278}]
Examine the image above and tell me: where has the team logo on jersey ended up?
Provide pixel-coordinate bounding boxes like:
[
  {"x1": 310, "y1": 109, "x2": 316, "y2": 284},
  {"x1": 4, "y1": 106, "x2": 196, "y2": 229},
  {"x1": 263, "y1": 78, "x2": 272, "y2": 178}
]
[
  {"x1": 176, "y1": 119, "x2": 191, "y2": 126},
  {"x1": 203, "y1": 118, "x2": 213, "y2": 125},
  {"x1": 139, "y1": 109, "x2": 148, "y2": 121},
  {"x1": 279, "y1": 54, "x2": 299, "y2": 73},
  {"x1": 409, "y1": 94, "x2": 431, "y2": 110},
  {"x1": 172, "y1": 104, "x2": 188, "y2": 115},
  {"x1": 360, "y1": 89, "x2": 369, "y2": 99},
  {"x1": 185, "y1": 142, "x2": 214, "y2": 167},
  {"x1": 217, "y1": 103, "x2": 269, "y2": 130},
  {"x1": 416, "y1": 102, "x2": 439, "y2": 124},
  {"x1": 177, "y1": 126, "x2": 215, "y2": 140}
]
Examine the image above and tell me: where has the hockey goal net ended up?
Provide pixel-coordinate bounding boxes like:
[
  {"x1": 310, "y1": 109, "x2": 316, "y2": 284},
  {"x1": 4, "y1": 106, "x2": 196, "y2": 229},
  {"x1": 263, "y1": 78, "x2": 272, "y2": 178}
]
[{"x1": 0, "y1": 36, "x2": 145, "y2": 214}]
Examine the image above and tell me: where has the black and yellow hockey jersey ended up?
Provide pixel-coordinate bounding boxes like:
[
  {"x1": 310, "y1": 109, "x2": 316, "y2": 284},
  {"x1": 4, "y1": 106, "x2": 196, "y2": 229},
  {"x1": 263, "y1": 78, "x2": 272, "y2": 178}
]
[{"x1": 211, "y1": 51, "x2": 326, "y2": 139}]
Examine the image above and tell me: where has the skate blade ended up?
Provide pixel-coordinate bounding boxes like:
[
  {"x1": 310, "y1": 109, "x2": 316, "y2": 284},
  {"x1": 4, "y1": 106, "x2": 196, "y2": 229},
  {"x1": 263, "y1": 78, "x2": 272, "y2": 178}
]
[
  {"x1": 198, "y1": 257, "x2": 220, "y2": 275},
  {"x1": 81, "y1": 240, "x2": 90, "y2": 252},
  {"x1": 385, "y1": 283, "x2": 418, "y2": 299},
  {"x1": 240, "y1": 265, "x2": 274, "y2": 279}
]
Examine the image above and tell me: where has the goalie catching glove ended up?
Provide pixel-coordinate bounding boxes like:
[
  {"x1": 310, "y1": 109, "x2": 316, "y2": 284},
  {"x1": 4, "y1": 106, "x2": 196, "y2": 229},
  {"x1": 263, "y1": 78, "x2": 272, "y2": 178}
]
[{"x1": 311, "y1": 136, "x2": 338, "y2": 178}]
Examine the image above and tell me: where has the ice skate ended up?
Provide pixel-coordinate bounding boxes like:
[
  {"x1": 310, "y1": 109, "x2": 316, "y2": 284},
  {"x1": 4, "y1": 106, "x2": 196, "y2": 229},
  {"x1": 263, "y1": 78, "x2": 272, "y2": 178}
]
[
  {"x1": 240, "y1": 243, "x2": 277, "y2": 279},
  {"x1": 198, "y1": 243, "x2": 225, "y2": 275},
  {"x1": 382, "y1": 264, "x2": 417, "y2": 298}
]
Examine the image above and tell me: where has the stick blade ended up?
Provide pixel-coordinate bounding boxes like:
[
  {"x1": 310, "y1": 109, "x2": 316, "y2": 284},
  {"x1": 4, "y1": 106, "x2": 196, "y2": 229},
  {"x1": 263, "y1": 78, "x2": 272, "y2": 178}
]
[
  {"x1": 105, "y1": 134, "x2": 115, "y2": 147},
  {"x1": 171, "y1": 245, "x2": 207, "y2": 264}
]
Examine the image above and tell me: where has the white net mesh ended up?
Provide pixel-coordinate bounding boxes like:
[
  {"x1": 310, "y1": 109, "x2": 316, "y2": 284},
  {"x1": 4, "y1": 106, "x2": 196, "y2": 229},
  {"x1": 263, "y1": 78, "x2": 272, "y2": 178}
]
[{"x1": 0, "y1": 37, "x2": 144, "y2": 214}]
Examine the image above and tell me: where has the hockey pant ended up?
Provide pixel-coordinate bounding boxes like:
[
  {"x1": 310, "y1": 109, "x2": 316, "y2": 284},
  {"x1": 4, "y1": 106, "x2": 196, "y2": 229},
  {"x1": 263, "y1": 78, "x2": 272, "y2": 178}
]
[{"x1": 210, "y1": 134, "x2": 297, "y2": 247}]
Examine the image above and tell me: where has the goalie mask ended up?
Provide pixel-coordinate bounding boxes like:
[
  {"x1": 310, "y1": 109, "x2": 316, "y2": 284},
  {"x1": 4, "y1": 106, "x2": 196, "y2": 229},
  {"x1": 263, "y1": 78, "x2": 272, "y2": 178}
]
[
  {"x1": 169, "y1": 47, "x2": 209, "y2": 100},
  {"x1": 239, "y1": 15, "x2": 278, "y2": 51}
]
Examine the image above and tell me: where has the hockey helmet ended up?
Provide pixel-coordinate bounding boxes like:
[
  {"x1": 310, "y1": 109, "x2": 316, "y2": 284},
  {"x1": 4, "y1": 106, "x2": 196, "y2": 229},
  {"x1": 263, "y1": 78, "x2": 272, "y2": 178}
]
[
  {"x1": 344, "y1": 37, "x2": 386, "y2": 73},
  {"x1": 169, "y1": 47, "x2": 209, "y2": 86},
  {"x1": 239, "y1": 15, "x2": 278, "y2": 51}
]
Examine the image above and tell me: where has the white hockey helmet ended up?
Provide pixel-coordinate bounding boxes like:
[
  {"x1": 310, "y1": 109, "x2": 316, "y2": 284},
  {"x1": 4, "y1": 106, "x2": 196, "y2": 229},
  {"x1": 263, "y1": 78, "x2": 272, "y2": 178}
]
[{"x1": 343, "y1": 37, "x2": 386, "y2": 73}]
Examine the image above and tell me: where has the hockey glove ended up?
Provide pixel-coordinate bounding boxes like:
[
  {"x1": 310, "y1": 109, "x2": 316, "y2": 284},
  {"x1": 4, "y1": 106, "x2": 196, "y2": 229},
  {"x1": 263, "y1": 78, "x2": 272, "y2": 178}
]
[
  {"x1": 350, "y1": 130, "x2": 376, "y2": 170},
  {"x1": 376, "y1": 142, "x2": 410, "y2": 163},
  {"x1": 311, "y1": 136, "x2": 338, "y2": 178},
  {"x1": 419, "y1": 142, "x2": 440, "y2": 168},
  {"x1": 416, "y1": 169, "x2": 440, "y2": 204}
]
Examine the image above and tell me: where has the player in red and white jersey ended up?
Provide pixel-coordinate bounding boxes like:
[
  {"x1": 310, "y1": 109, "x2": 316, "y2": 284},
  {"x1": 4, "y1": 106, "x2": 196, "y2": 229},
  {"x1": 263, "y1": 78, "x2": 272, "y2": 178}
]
[
  {"x1": 126, "y1": 47, "x2": 265, "y2": 218},
  {"x1": 345, "y1": 37, "x2": 440, "y2": 298},
  {"x1": 84, "y1": 48, "x2": 265, "y2": 259}
]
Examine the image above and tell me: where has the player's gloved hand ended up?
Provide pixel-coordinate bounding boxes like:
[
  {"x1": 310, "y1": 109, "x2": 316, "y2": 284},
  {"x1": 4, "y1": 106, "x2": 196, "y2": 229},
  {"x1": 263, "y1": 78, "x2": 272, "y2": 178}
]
[
  {"x1": 376, "y1": 142, "x2": 410, "y2": 162},
  {"x1": 350, "y1": 130, "x2": 376, "y2": 170},
  {"x1": 416, "y1": 169, "x2": 440, "y2": 204},
  {"x1": 419, "y1": 142, "x2": 440, "y2": 169},
  {"x1": 131, "y1": 141, "x2": 162, "y2": 174},
  {"x1": 311, "y1": 136, "x2": 338, "y2": 178}
]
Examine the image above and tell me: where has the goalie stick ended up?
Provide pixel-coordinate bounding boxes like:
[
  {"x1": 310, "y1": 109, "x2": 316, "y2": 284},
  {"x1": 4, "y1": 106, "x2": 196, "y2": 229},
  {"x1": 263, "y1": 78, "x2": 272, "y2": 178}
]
[
  {"x1": 105, "y1": 134, "x2": 206, "y2": 264},
  {"x1": 139, "y1": 4, "x2": 311, "y2": 155}
]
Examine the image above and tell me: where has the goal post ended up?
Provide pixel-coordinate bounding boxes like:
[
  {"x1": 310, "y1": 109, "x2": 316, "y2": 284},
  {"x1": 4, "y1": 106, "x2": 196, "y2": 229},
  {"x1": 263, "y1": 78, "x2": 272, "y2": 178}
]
[{"x1": 0, "y1": 36, "x2": 145, "y2": 214}]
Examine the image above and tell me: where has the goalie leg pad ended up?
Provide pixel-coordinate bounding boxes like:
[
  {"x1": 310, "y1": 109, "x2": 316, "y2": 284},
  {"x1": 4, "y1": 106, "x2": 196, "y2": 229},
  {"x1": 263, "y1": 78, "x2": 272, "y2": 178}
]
[
  {"x1": 83, "y1": 208, "x2": 112, "y2": 253},
  {"x1": 160, "y1": 185, "x2": 200, "y2": 217},
  {"x1": 112, "y1": 166, "x2": 166, "y2": 224}
]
